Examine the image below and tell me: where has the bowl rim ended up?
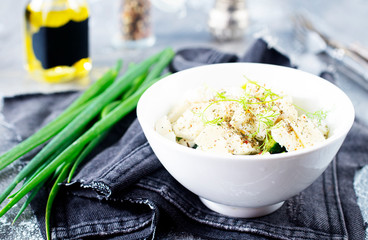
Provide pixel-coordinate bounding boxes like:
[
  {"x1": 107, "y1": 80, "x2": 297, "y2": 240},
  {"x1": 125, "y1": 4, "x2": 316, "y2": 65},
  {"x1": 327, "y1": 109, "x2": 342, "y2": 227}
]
[{"x1": 137, "y1": 62, "x2": 355, "y2": 162}]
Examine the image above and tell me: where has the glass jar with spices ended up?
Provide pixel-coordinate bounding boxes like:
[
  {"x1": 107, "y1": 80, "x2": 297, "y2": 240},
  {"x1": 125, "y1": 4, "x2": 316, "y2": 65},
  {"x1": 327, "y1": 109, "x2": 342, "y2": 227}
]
[
  {"x1": 24, "y1": 0, "x2": 91, "y2": 83},
  {"x1": 114, "y1": 0, "x2": 155, "y2": 48}
]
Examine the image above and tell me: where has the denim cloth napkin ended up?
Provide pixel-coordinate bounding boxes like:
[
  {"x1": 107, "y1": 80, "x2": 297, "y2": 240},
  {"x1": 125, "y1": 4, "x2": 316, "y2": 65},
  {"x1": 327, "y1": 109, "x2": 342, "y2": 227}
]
[{"x1": 1, "y1": 39, "x2": 367, "y2": 239}]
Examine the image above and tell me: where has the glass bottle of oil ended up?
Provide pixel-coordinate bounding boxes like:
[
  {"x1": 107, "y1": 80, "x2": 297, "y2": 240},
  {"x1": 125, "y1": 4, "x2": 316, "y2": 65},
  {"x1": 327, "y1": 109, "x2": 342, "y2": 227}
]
[{"x1": 24, "y1": 0, "x2": 91, "y2": 83}]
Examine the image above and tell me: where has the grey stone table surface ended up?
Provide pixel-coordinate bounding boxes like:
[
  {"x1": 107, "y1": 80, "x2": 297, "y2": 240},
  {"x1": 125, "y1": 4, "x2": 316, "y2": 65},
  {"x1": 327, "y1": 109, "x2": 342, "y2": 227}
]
[{"x1": 1, "y1": 0, "x2": 368, "y2": 239}]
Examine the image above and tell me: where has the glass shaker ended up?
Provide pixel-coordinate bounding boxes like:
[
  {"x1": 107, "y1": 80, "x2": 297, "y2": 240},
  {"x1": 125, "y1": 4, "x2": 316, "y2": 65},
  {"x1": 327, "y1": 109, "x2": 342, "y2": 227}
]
[
  {"x1": 24, "y1": 0, "x2": 91, "y2": 83},
  {"x1": 208, "y1": 0, "x2": 248, "y2": 41},
  {"x1": 114, "y1": 0, "x2": 155, "y2": 48}
]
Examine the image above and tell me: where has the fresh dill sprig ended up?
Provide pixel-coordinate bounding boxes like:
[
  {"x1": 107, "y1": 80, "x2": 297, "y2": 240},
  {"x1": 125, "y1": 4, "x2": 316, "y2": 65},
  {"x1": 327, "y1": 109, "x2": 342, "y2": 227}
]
[
  {"x1": 200, "y1": 91, "x2": 240, "y2": 125},
  {"x1": 198, "y1": 78, "x2": 285, "y2": 154},
  {"x1": 200, "y1": 79, "x2": 282, "y2": 139},
  {"x1": 246, "y1": 106, "x2": 280, "y2": 145},
  {"x1": 242, "y1": 78, "x2": 282, "y2": 103},
  {"x1": 294, "y1": 105, "x2": 328, "y2": 125},
  {"x1": 215, "y1": 91, "x2": 227, "y2": 100},
  {"x1": 205, "y1": 117, "x2": 224, "y2": 126},
  {"x1": 259, "y1": 131, "x2": 272, "y2": 151},
  {"x1": 306, "y1": 110, "x2": 328, "y2": 123}
]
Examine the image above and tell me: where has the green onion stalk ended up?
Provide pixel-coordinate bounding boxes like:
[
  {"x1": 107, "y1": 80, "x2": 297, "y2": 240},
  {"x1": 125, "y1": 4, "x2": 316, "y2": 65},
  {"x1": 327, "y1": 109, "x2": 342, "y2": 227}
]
[{"x1": 0, "y1": 47, "x2": 175, "y2": 240}]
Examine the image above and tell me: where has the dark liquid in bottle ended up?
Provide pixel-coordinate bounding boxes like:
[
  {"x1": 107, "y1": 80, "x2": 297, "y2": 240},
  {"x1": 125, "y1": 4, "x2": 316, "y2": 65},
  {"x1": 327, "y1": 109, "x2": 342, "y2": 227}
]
[
  {"x1": 32, "y1": 18, "x2": 89, "y2": 69},
  {"x1": 24, "y1": 5, "x2": 91, "y2": 83}
]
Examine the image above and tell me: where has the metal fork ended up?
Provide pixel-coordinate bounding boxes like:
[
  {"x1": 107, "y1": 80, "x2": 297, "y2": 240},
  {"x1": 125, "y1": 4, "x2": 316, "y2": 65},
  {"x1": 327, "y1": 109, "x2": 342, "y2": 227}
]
[{"x1": 292, "y1": 13, "x2": 368, "y2": 90}]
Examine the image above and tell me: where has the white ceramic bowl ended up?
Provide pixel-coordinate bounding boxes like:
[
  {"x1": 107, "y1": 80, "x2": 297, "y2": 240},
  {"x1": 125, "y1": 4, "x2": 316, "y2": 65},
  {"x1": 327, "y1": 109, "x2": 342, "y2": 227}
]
[{"x1": 137, "y1": 63, "x2": 355, "y2": 218}]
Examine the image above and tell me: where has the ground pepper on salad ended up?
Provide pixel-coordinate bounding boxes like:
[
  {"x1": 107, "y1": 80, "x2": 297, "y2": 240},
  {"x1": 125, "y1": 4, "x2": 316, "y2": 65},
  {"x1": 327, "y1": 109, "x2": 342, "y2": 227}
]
[{"x1": 156, "y1": 79, "x2": 329, "y2": 155}]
